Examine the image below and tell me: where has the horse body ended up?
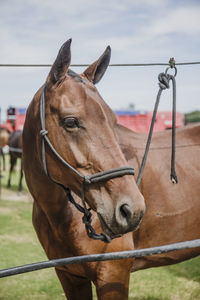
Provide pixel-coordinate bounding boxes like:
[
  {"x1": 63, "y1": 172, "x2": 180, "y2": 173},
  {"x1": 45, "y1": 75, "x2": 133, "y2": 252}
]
[
  {"x1": 116, "y1": 123, "x2": 200, "y2": 272},
  {"x1": 23, "y1": 39, "x2": 200, "y2": 299},
  {"x1": 0, "y1": 128, "x2": 10, "y2": 171},
  {"x1": 0, "y1": 128, "x2": 10, "y2": 147}
]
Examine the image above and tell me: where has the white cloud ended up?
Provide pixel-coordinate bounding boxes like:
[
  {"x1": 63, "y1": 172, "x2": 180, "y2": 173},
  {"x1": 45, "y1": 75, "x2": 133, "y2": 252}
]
[{"x1": 142, "y1": 6, "x2": 200, "y2": 36}]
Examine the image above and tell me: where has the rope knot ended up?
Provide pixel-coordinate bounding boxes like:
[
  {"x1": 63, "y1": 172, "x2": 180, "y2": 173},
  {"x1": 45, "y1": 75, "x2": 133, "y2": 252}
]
[
  {"x1": 82, "y1": 210, "x2": 92, "y2": 225},
  {"x1": 158, "y1": 73, "x2": 170, "y2": 90},
  {"x1": 40, "y1": 129, "x2": 48, "y2": 136},
  {"x1": 84, "y1": 176, "x2": 92, "y2": 184},
  {"x1": 169, "y1": 57, "x2": 176, "y2": 69}
]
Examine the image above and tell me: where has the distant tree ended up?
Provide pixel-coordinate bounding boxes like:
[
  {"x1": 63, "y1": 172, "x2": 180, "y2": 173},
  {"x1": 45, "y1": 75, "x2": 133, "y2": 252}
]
[{"x1": 184, "y1": 110, "x2": 200, "y2": 125}]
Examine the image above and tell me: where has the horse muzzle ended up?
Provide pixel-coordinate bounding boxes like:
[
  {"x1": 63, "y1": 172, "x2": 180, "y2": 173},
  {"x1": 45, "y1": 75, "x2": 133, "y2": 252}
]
[{"x1": 97, "y1": 195, "x2": 146, "y2": 238}]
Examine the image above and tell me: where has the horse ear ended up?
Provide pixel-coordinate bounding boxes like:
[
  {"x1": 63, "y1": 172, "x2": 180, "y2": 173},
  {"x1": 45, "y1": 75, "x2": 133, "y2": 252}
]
[
  {"x1": 83, "y1": 46, "x2": 111, "y2": 84},
  {"x1": 47, "y1": 39, "x2": 72, "y2": 85}
]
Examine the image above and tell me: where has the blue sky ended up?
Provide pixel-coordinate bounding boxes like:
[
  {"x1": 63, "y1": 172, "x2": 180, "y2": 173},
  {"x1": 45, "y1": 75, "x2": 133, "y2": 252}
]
[{"x1": 1, "y1": 0, "x2": 200, "y2": 120}]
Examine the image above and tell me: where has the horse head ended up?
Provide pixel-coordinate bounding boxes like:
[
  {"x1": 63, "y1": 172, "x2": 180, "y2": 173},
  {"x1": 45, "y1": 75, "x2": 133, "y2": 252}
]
[{"x1": 27, "y1": 39, "x2": 145, "y2": 240}]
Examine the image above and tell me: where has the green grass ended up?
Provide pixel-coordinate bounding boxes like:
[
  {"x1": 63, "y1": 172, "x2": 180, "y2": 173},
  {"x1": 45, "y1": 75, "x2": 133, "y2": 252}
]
[
  {"x1": 0, "y1": 200, "x2": 64, "y2": 300},
  {"x1": 0, "y1": 155, "x2": 200, "y2": 299}
]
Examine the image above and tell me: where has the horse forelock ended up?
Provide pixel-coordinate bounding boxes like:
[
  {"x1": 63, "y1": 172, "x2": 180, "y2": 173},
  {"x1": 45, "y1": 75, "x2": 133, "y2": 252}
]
[{"x1": 67, "y1": 69, "x2": 84, "y2": 83}]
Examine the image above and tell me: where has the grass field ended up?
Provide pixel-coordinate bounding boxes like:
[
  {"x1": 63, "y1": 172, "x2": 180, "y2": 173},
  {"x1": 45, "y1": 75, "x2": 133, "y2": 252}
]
[{"x1": 0, "y1": 156, "x2": 200, "y2": 299}]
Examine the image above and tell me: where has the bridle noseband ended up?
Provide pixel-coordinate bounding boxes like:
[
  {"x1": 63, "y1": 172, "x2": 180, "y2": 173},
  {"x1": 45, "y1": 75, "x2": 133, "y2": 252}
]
[{"x1": 39, "y1": 85, "x2": 135, "y2": 243}]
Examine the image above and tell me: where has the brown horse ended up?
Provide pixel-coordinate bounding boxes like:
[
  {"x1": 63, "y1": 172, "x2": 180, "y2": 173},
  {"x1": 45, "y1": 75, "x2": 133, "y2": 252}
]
[
  {"x1": 7, "y1": 130, "x2": 23, "y2": 192},
  {"x1": 23, "y1": 39, "x2": 146, "y2": 300},
  {"x1": 23, "y1": 40, "x2": 200, "y2": 299},
  {"x1": 116, "y1": 122, "x2": 200, "y2": 272},
  {"x1": 0, "y1": 128, "x2": 10, "y2": 171}
]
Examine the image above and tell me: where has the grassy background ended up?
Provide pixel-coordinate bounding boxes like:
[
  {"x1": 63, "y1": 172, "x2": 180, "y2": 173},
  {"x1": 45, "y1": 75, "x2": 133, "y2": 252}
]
[{"x1": 0, "y1": 155, "x2": 200, "y2": 299}]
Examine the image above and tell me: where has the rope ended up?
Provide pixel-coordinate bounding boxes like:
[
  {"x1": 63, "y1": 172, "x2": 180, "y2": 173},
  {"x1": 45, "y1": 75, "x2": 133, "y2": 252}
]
[
  {"x1": 0, "y1": 238, "x2": 200, "y2": 278},
  {"x1": 170, "y1": 75, "x2": 178, "y2": 183},
  {"x1": 136, "y1": 66, "x2": 178, "y2": 186}
]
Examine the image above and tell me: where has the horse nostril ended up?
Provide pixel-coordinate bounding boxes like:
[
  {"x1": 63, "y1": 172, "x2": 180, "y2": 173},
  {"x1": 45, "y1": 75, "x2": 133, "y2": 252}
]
[
  {"x1": 139, "y1": 208, "x2": 145, "y2": 222},
  {"x1": 120, "y1": 204, "x2": 133, "y2": 219}
]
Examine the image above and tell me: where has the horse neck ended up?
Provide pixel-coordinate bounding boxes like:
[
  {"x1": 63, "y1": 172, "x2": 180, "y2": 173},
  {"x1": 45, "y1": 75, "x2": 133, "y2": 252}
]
[{"x1": 23, "y1": 124, "x2": 70, "y2": 238}]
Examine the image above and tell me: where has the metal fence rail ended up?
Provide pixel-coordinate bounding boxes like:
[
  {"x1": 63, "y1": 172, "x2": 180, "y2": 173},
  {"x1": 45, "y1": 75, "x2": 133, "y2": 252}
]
[
  {"x1": 0, "y1": 239, "x2": 200, "y2": 278},
  {"x1": 0, "y1": 61, "x2": 200, "y2": 68}
]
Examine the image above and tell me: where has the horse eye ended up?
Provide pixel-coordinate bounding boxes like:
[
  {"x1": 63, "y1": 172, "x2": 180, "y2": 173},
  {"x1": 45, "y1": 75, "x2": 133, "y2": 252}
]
[{"x1": 62, "y1": 117, "x2": 79, "y2": 128}]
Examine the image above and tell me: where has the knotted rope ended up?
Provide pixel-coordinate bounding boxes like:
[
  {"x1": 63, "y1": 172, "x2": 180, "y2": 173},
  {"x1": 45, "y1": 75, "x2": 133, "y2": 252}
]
[{"x1": 136, "y1": 59, "x2": 178, "y2": 186}]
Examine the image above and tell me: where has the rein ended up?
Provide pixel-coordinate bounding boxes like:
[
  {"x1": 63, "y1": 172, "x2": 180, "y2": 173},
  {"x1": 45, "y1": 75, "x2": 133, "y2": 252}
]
[
  {"x1": 39, "y1": 85, "x2": 135, "y2": 243},
  {"x1": 136, "y1": 60, "x2": 178, "y2": 186}
]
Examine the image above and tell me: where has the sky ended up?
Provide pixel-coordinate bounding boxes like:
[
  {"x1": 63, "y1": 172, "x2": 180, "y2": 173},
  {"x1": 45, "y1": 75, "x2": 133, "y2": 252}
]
[{"x1": 1, "y1": 0, "x2": 200, "y2": 121}]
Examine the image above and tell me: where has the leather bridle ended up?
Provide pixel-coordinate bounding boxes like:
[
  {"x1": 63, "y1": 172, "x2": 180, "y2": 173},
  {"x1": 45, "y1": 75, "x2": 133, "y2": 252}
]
[{"x1": 39, "y1": 84, "x2": 135, "y2": 243}]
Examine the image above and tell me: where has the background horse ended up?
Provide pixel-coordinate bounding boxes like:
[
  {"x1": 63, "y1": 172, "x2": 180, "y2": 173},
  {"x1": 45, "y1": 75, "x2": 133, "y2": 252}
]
[
  {"x1": 115, "y1": 122, "x2": 200, "y2": 272},
  {"x1": 0, "y1": 128, "x2": 10, "y2": 171},
  {"x1": 23, "y1": 39, "x2": 145, "y2": 300},
  {"x1": 7, "y1": 130, "x2": 23, "y2": 192}
]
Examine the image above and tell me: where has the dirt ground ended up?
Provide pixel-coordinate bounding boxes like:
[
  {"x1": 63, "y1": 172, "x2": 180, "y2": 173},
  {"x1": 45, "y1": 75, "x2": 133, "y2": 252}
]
[{"x1": 0, "y1": 187, "x2": 33, "y2": 203}]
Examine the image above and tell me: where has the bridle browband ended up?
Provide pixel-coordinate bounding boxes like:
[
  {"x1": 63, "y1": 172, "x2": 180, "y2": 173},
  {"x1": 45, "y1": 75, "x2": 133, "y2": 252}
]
[{"x1": 39, "y1": 84, "x2": 135, "y2": 243}]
